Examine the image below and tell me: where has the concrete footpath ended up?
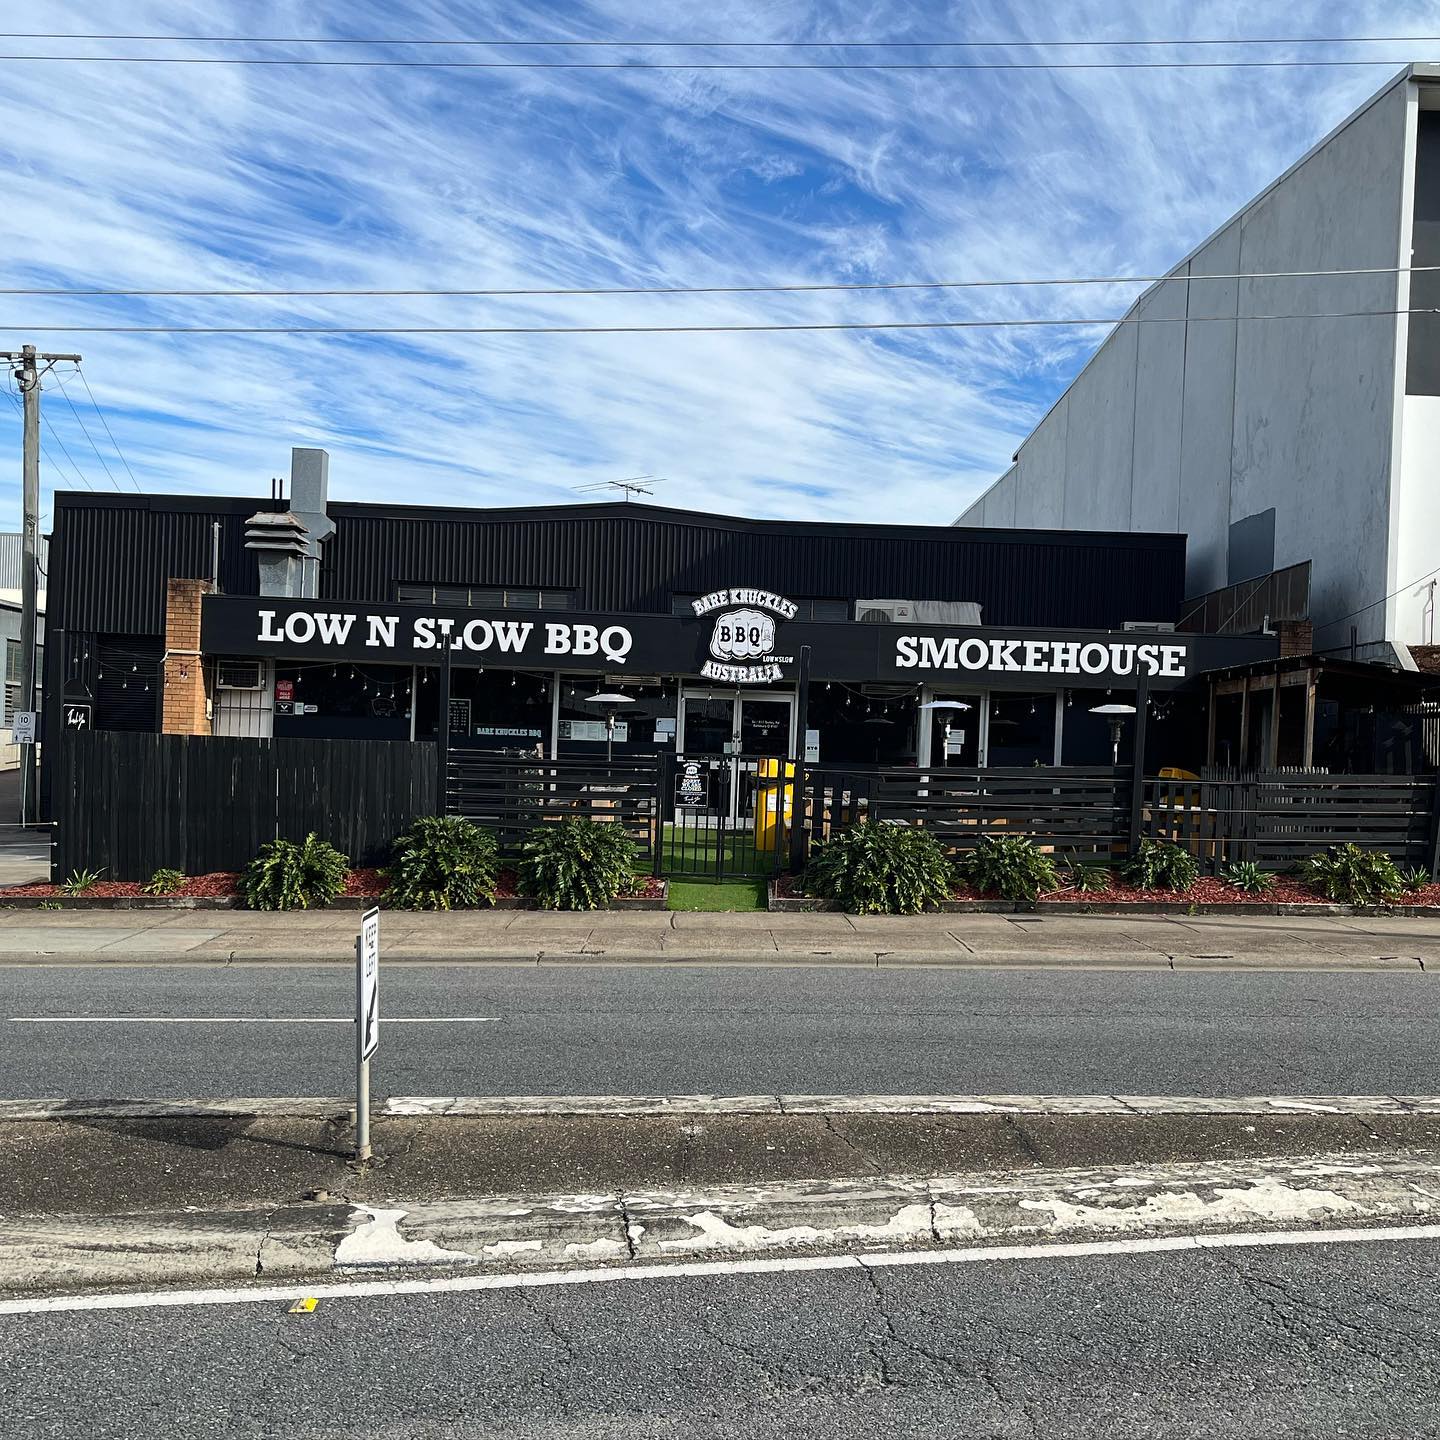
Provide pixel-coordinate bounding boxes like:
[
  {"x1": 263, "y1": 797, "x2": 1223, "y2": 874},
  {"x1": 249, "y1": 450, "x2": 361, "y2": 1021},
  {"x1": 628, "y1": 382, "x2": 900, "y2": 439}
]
[{"x1": 1, "y1": 907, "x2": 1439, "y2": 967}]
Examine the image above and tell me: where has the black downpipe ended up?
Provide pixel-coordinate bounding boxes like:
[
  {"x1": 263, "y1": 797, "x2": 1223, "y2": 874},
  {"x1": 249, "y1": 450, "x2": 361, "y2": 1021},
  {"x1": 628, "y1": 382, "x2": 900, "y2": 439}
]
[
  {"x1": 788, "y1": 645, "x2": 812, "y2": 875},
  {"x1": 1128, "y1": 671, "x2": 1150, "y2": 856},
  {"x1": 437, "y1": 648, "x2": 452, "y2": 815}
]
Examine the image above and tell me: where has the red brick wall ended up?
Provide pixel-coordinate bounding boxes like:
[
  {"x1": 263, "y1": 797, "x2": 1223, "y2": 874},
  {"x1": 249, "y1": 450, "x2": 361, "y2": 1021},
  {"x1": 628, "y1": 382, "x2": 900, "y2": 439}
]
[{"x1": 161, "y1": 578, "x2": 213, "y2": 735}]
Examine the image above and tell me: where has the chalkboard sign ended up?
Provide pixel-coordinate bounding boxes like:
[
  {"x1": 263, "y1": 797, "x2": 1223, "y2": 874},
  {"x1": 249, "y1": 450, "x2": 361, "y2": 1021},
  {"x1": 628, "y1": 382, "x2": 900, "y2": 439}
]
[{"x1": 448, "y1": 698, "x2": 472, "y2": 734}]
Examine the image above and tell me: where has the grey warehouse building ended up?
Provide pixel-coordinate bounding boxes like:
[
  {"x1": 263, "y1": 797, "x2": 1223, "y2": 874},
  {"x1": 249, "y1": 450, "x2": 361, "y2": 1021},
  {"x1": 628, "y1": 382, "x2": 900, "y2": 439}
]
[{"x1": 958, "y1": 63, "x2": 1440, "y2": 676}]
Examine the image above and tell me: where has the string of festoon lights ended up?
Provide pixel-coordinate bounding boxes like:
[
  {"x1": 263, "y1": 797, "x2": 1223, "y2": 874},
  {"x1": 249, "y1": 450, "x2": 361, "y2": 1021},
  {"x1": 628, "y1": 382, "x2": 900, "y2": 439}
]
[{"x1": 59, "y1": 655, "x2": 1178, "y2": 720}]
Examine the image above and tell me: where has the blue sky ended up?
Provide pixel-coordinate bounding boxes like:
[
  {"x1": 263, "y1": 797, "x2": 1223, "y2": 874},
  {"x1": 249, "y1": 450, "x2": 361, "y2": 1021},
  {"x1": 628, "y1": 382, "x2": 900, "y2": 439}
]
[{"x1": 3, "y1": 0, "x2": 1440, "y2": 531}]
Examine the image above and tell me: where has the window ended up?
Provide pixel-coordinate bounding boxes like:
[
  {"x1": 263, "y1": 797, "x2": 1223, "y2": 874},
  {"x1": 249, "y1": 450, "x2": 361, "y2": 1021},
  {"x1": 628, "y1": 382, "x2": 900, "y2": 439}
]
[
  {"x1": 4, "y1": 639, "x2": 40, "y2": 724},
  {"x1": 4, "y1": 639, "x2": 18, "y2": 724},
  {"x1": 395, "y1": 584, "x2": 574, "y2": 610}
]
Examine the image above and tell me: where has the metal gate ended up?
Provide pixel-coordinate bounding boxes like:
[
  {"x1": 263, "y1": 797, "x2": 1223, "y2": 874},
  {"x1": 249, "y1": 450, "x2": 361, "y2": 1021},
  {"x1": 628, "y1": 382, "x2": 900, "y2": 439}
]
[{"x1": 660, "y1": 752, "x2": 792, "y2": 878}]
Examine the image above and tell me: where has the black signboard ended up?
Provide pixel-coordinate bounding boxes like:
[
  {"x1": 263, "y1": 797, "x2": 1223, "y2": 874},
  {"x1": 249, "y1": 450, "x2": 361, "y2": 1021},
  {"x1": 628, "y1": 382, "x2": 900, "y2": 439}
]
[{"x1": 200, "y1": 594, "x2": 1274, "y2": 692}]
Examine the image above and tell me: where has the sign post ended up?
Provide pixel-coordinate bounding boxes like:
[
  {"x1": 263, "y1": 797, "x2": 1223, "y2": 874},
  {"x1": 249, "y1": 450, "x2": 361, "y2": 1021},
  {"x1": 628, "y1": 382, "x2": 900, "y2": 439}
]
[{"x1": 355, "y1": 906, "x2": 380, "y2": 1161}]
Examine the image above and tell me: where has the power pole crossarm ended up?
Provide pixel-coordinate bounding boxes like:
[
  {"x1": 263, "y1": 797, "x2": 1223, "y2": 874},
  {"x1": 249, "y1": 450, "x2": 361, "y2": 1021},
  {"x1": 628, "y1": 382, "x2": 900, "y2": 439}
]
[{"x1": 5, "y1": 345, "x2": 83, "y2": 825}]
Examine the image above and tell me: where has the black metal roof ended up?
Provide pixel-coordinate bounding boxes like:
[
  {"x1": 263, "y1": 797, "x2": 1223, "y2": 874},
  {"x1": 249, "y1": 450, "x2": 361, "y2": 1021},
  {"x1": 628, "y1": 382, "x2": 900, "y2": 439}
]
[{"x1": 47, "y1": 490, "x2": 1187, "y2": 637}]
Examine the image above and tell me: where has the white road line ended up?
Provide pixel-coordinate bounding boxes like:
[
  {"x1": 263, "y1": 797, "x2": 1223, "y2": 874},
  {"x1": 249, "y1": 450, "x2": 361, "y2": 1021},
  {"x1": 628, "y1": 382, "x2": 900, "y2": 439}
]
[
  {"x1": 7, "y1": 1017, "x2": 500, "y2": 1024},
  {"x1": 2, "y1": 1223, "x2": 1437, "y2": 1317}
]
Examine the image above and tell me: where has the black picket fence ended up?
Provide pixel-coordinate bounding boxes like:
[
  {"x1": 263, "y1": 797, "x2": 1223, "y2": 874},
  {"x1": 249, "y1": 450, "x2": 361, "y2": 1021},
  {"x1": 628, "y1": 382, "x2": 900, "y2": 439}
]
[{"x1": 53, "y1": 731, "x2": 436, "y2": 881}]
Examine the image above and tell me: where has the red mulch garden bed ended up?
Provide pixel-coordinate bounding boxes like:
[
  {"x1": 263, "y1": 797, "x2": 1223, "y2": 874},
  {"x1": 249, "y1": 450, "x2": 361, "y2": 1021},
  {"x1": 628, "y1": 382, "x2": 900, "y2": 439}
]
[
  {"x1": 774, "y1": 871, "x2": 1440, "y2": 908},
  {"x1": 6, "y1": 865, "x2": 667, "y2": 904}
]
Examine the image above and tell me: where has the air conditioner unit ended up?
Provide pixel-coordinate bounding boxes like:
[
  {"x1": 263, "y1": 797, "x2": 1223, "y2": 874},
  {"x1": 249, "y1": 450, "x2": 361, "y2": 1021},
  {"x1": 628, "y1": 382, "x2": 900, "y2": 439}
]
[
  {"x1": 858, "y1": 601, "x2": 913, "y2": 623},
  {"x1": 856, "y1": 599, "x2": 983, "y2": 625},
  {"x1": 216, "y1": 659, "x2": 264, "y2": 690},
  {"x1": 1122, "y1": 621, "x2": 1177, "y2": 633}
]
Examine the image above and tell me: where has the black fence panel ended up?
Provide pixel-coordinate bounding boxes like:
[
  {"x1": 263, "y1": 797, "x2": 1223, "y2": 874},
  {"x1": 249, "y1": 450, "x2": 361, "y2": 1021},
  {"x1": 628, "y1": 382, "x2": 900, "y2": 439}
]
[
  {"x1": 1145, "y1": 773, "x2": 1440, "y2": 874},
  {"x1": 445, "y1": 752, "x2": 662, "y2": 862},
  {"x1": 53, "y1": 731, "x2": 437, "y2": 880},
  {"x1": 795, "y1": 765, "x2": 1130, "y2": 863}
]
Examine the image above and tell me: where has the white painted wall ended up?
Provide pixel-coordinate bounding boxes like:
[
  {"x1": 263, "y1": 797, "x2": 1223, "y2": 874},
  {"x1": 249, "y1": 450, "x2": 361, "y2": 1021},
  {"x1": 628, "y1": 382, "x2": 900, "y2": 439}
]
[
  {"x1": 1396, "y1": 393, "x2": 1440, "y2": 644},
  {"x1": 957, "y1": 74, "x2": 1419, "y2": 654}
]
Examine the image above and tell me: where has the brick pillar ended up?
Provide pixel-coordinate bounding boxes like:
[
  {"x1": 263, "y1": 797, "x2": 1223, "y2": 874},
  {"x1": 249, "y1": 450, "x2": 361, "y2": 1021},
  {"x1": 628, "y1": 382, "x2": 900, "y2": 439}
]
[
  {"x1": 162, "y1": 578, "x2": 213, "y2": 735},
  {"x1": 1277, "y1": 620, "x2": 1314, "y2": 658}
]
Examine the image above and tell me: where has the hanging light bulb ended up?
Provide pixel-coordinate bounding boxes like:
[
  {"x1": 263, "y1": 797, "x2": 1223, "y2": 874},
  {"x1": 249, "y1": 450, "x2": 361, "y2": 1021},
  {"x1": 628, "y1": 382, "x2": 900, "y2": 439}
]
[
  {"x1": 122, "y1": 680, "x2": 128, "y2": 690},
  {"x1": 1029, "y1": 702, "x2": 1036, "y2": 716},
  {"x1": 131, "y1": 663, "x2": 137, "y2": 673},
  {"x1": 331, "y1": 667, "x2": 337, "y2": 677},
  {"x1": 511, "y1": 676, "x2": 517, "y2": 687},
  {"x1": 349, "y1": 669, "x2": 356, "y2": 679}
]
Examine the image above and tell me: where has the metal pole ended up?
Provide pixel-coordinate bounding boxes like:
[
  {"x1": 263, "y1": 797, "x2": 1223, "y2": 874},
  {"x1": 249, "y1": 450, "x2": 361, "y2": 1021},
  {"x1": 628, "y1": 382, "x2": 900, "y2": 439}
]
[
  {"x1": 355, "y1": 933, "x2": 371, "y2": 1162},
  {"x1": 3, "y1": 346, "x2": 82, "y2": 827},
  {"x1": 437, "y1": 645, "x2": 452, "y2": 813},
  {"x1": 788, "y1": 645, "x2": 811, "y2": 875},
  {"x1": 1127, "y1": 673, "x2": 1150, "y2": 857},
  {"x1": 17, "y1": 347, "x2": 38, "y2": 828}
]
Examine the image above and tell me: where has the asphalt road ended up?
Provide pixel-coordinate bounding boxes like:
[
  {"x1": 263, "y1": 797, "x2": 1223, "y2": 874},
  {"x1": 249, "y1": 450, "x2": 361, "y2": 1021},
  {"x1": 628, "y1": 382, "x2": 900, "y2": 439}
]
[
  {"x1": 2, "y1": 963, "x2": 1438, "y2": 1098},
  {"x1": 4, "y1": 1235, "x2": 1438, "y2": 1438}
]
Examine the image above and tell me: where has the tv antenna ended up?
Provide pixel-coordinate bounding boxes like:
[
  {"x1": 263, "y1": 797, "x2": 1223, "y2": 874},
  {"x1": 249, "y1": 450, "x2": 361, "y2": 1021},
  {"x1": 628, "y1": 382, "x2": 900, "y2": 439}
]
[{"x1": 574, "y1": 474, "x2": 666, "y2": 502}]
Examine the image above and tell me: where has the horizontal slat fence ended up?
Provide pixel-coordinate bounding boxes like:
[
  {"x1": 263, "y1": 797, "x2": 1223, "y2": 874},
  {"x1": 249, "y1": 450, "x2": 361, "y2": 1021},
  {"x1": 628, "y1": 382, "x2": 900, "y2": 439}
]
[
  {"x1": 798, "y1": 765, "x2": 1131, "y2": 859},
  {"x1": 1145, "y1": 774, "x2": 1439, "y2": 873},
  {"x1": 54, "y1": 737, "x2": 1440, "y2": 882},
  {"x1": 54, "y1": 732, "x2": 436, "y2": 880},
  {"x1": 445, "y1": 753, "x2": 662, "y2": 861}
]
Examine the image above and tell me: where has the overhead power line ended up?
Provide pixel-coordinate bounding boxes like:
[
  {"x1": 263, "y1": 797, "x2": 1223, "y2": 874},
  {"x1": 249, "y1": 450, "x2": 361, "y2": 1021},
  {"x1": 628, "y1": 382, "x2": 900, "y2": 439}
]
[
  {"x1": 0, "y1": 307, "x2": 1430, "y2": 335},
  {"x1": 3, "y1": 32, "x2": 1438, "y2": 48},
  {"x1": 4, "y1": 262, "x2": 1435, "y2": 299},
  {"x1": 0, "y1": 53, "x2": 1421, "y2": 70},
  {"x1": 74, "y1": 365, "x2": 142, "y2": 491},
  {"x1": 50, "y1": 371, "x2": 133, "y2": 492}
]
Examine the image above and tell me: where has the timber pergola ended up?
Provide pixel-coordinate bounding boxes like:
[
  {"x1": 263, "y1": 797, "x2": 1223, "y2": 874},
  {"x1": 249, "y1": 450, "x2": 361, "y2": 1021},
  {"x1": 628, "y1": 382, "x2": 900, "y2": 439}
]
[{"x1": 1204, "y1": 655, "x2": 1437, "y2": 771}]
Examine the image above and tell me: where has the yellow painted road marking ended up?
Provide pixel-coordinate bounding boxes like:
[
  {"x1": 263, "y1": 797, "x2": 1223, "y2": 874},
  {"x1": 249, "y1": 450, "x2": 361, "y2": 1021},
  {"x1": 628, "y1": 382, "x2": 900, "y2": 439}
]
[{"x1": 287, "y1": 1297, "x2": 318, "y2": 1315}]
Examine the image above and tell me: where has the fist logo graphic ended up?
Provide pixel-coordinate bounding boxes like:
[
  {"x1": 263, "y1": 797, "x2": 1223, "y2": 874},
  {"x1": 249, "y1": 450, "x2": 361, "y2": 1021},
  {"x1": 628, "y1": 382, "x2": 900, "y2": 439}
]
[{"x1": 709, "y1": 608, "x2": 774, "y2": 662}]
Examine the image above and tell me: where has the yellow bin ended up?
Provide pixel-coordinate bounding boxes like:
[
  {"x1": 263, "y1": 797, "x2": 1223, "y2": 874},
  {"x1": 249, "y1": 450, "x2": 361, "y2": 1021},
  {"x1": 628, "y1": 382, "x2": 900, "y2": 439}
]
[{"x1": 755, "y1": 758, "x2": 795, "y2": 850}]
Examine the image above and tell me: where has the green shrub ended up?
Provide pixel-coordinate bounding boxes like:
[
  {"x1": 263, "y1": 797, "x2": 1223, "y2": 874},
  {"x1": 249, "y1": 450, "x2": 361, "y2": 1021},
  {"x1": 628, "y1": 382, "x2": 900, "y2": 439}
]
[
  {"x1": 1399, "y1": 864, "x2": 1432, "y2": 894},
  {"x1": 385, "y1": 815, "x2": 499, "y2": 910},
  {"x1": 519, "y1": 817, "x2": 639, "y2": 910},
  {"x1": 1124, "y1": 839, "x2": 1200, "y2": 893},
  {"x1": 804, "y1": 821, "x2": 952, "y2": 915},
  {"x1": 242, "y1": 833, "x2": 349, "y2": 911},
  {"x1": 958, "y1": 833, "x2": 1060, "y2": 905},
  {"x1": 1222, "y1": 860, "x2": 1275, "y2": 896},
  {"x1": 1300, "y1": 845, "x2": 1404, "y2": 906},
  {"x1": 1063, "y1": 860, "x2": 1113, "y2": 894},
  {"x1": 61, "y1": 867, "x2": 104, "y2": 896},
  {"x1": 142, "y1": 867, "x2": 186, "y2": 897}
]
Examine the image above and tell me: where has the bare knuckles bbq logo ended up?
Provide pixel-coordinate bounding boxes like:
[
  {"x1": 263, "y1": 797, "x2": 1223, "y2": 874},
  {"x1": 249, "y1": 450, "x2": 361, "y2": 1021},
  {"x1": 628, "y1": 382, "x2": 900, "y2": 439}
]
[{"x1": 691, "y1": 588, "x2": 796, "y2": 683}]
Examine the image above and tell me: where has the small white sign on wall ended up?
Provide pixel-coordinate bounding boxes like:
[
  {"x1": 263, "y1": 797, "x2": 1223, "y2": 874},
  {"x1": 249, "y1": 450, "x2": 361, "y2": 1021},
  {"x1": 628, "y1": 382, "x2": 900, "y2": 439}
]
[{"x1": 10, "y1": 710, "x2": 36, "y2": 745}]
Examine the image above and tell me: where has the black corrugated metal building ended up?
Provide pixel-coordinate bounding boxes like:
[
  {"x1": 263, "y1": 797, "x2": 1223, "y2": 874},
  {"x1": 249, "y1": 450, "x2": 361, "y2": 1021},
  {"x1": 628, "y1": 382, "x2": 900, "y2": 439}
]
[{"x1": 42, "y1": 480, "x2": 1273, "y2": 801}]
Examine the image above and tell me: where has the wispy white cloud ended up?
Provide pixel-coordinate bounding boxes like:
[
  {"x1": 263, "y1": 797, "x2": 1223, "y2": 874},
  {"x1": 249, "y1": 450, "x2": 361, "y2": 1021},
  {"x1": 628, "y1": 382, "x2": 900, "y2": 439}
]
[{"x1": 1, "y1": 0, "x2": 1438, "y2": 533}]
